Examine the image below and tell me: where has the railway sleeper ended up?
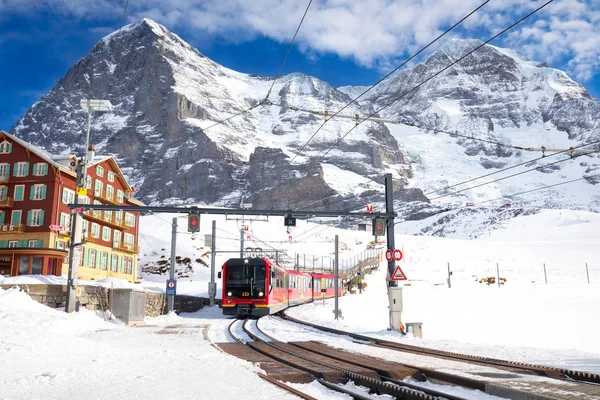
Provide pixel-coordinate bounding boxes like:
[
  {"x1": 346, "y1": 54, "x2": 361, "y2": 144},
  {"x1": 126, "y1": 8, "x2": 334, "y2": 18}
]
[
  {"x1": 249, "y1": 342, "x2": 347, "y2": 383},
  {"x1": 291, "y1": 341, "x2": 424, "y2": 381}
]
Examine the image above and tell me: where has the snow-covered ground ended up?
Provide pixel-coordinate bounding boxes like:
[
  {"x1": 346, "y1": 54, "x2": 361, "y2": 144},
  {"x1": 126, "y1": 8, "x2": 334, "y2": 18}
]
[{"x1": 1, "y1": 209, "x2": 600, "y2": 399}]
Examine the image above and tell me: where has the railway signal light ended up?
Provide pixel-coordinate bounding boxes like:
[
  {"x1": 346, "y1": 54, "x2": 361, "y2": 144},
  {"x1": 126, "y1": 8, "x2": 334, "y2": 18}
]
[
  {"x1": 188, "y1": 213, "x2": 200, "y2": 233},
  {"x1": 284, "y1": 215, "x2": 296, "y2": 227},
  {"x1": 372, "y1": 218, "x2": 386, "y2": 236}
]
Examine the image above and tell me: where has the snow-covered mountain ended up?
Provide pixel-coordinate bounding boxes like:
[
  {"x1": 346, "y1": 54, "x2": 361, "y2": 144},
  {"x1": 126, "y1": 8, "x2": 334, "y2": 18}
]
[{"x1": 10, "y1": 19, "x2": 600, "y2": 218}]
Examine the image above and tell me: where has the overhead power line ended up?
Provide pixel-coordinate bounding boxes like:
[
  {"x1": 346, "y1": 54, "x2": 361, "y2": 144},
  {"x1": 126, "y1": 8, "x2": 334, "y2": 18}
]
[
  {"x1": 265, "y1": 0, "x2": 313, "y2": 101},
  {"x1": 395, "y1": 172, "x2": 600, "y2": 225},
  {"x1": 118, "y1": 0, "x2": 130, "y2": 33},
  {"x1": 311, "y1": 0, "x2": 555, "y2": 166},
  {"x1": 286, "y1": 0, "x2": 492, "y2": 166}
]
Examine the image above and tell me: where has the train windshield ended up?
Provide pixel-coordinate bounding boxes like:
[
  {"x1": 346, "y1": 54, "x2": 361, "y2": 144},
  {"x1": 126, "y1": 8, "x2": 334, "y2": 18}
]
[{"x1": 226, "y1": 263, "x2": 266, "y2": 297}]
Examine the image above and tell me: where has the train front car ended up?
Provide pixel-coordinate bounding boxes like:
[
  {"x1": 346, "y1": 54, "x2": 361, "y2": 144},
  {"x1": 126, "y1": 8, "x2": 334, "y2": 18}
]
[{"x1": 220, "y1": 257, "x2": 284, "y2": 317}]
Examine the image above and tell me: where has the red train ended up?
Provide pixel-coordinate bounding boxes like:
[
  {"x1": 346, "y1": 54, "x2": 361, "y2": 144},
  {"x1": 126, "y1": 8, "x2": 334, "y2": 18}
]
[{"x1": 219, "y1": 257, "x2": 343, "y2": 317}]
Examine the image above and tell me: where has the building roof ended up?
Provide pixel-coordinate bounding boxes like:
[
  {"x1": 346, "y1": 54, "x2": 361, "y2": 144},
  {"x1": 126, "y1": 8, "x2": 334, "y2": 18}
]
[{"x1": 0, "y1": 130, "x2": 143, "y2": 205}]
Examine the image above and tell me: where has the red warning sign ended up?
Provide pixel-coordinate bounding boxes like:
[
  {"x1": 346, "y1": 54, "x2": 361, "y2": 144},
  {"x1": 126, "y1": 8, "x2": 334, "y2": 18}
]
[{"x1": 391, "y1": 265, "x2": 407, "y2": 281}]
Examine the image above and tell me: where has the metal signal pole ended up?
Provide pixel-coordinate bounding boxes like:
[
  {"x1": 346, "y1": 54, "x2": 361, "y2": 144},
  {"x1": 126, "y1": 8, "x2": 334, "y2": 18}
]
[{"x1": 385, "y1": 173, "x2": 396, "y2": 287}]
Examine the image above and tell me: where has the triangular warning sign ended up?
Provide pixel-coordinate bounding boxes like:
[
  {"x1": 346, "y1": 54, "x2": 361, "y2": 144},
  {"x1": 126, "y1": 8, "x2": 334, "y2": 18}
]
[{"x1": 391, "y1": 265, "x2": 407, "y2": 281}]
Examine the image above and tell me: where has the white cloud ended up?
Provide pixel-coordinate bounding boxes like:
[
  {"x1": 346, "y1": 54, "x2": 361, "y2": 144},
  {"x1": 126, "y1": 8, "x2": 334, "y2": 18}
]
[{"x1": 2, "y1": 0, "x2": 599, "y2": 83}]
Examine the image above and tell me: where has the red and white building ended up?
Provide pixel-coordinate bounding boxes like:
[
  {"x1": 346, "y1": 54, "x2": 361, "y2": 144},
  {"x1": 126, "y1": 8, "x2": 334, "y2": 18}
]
[{"x1": 0, "y1": 130, "x2": 143, "y2": 281}]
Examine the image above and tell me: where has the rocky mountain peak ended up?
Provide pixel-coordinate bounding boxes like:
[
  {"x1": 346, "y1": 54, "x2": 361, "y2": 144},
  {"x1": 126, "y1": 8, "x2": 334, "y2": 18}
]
[{"x1": 9, "y1": 20, "x2": 600, "y2": 215}]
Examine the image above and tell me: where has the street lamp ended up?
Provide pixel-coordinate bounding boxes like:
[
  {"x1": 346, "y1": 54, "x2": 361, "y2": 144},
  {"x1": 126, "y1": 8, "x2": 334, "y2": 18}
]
[{"x1": 65, "y1": 99, "x2": 113, "y2": 313}]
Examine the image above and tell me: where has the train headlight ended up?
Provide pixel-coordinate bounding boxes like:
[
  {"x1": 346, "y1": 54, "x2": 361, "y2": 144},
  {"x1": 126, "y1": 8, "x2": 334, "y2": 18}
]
[
  {"x1": 227, "y1": 291, "x2": 232, "y2": 297},
  {"x1": 258, "y1": 291, "x2": 264, "y2": 297}
]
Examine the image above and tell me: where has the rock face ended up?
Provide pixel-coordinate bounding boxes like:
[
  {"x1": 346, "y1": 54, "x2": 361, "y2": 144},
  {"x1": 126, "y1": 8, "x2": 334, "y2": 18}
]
[{"x1": 10, "y1": 21, "x2": 600, "y2": 216}]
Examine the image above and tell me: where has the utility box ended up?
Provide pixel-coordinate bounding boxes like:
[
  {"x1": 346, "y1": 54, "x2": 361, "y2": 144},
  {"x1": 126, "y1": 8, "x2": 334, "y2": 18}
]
[
  {"x1": 406, "y1": 322, "x2": 423, "y2": 338},
  {"x1": 112, "y1": 288, "x2": 146, "y2": 325},
  {"x1": 388, "y1": 286, "x2": 403, "y2": 331}
]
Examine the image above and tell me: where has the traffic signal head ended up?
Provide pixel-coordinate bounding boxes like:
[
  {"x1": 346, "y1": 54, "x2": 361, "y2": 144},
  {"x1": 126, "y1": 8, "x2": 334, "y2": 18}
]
[
  {"x1": 372, "y1": 218, "x2": 386, "y2": 236},
  {"x1": 284, "y1": 215, "x2": 296, "y2": 227},
  {"x1": 188, "y1": 213, "x2": 200, "y2": 233}
]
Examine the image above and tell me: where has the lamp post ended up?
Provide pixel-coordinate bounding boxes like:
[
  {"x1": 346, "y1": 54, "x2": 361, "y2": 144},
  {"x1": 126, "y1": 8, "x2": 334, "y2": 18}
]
[{"x1": 65, "y1": 99, "x2": 113, "y2": 313}]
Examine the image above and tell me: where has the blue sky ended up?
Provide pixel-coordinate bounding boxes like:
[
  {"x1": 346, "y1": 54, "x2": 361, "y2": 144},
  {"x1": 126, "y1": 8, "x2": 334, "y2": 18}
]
[{"x1": 1, "y1": 0, "x2": 599, "y2": 130}]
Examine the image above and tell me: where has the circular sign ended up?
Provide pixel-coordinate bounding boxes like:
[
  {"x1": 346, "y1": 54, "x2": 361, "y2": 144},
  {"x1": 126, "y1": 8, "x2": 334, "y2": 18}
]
[
  {"x1": 393, "y1": 249, "x2": 403, "y2": 261},
  {"x1": 385, "y1": 249, "x2": 393, "y2": 262},
  {"x1": 167, "y1": 281, "x2": 176, "y2": 288}
]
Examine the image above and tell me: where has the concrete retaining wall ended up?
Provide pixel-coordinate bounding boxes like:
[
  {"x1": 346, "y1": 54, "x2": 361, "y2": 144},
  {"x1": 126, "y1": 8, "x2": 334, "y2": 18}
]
[{"x1": 0, "y1": 284, "x2": 216, "y2": 317}]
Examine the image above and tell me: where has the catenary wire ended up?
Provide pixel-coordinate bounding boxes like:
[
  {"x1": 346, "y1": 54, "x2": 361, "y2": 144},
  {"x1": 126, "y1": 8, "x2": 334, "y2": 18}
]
[
  {"x1": 118, "y1": 0, "x2": 130, "y2": 32},
  {"x1": 286, "y1": 0, "x2": 492, "y2": 167},
  {"x1": 265, "y1": 0, "x2": 313, "y2": 101},
  {"x1": 395, "y1": 172, "x2": 600, "y2": 225},
  {"x1": 312, "y1": 0, "x2": 555, "y2": 166}
]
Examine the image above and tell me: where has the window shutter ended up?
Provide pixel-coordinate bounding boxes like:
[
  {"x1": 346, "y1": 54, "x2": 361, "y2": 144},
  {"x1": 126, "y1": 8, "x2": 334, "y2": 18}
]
[
  {"x1": 0, "y1": 240, "x2": 7, "y2": 248},
  {"x1": 13, "y1": 163, "x2": 17, "y2": 177},
  {"x1": 39, "y1": 210, "x2": 45, "y2": 225},
  {"x1": 120, "y1": 256, "x2": 124, "y2": 273},
  {"x1": 24, "y1": 162, "x2": 29, "y2": 176},
  {"x1": 29, "y1": 186, "x2": 35, "y2": 200},
  {"x1": 84, "y1": 248, "x2": 89, "y2": 267},
  {"x1": 6, "y1": 164, "x2": 10, "y2": 175},
  {"x1": 18, "y1": 240, "x2": 27, "y2": 247},
  {"x1": 43, "y1": 164, "x2": 49, "y2": 175},
  {"x1": 32, "y1": 164, "x2": 38, "y2": 176},
  {"x1": 8, "y1": 143, "x2": 12, "y2": 152},
  {"x1": 37, "y1": 240, "x2": 43, "y2": 248},
  {"x1": 62, "y1": 188, "x2": 68, "y2": 203},
  {"x1": 41, "y1": 185, "x2": 46, "y2": 200},
  {"x1": 14, "y1": 185, "x2": 23, "y2": 201},
  {"x1": 26, "y1": 210, "x2": 32, "y2": 226},
  {"x1": 0, "y1": 211, "x2": 4, "y2": 225}
]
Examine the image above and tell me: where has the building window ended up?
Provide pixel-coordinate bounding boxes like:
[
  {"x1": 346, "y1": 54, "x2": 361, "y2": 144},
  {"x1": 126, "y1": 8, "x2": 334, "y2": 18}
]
[
  {"x1": 104, "y1": 210, "x2": 112, "y2": 222},
  {"x1": 14, "y1": 162, "x2": 29, "y2": 177},
  {"x1": 0, "y1": 141, "x2": 12, "y2": 154},
  {"x1": 117, "y1": 190, "x2": 124, "y2": 203},
  {"x1": 85, "y1": 175, "x2": 92, "y2": 189},
  {"x1": 94, "y1": 180, "x2": 103, "y2": 197},
  {"x1": 0, "y1": 163, "x2": 9, "y2": 178},
  {"x1": 102, "y1": 226, "x2": 111, "y2": 241},
  {"x1": 28, "y1": 240, "x2": 38, "y2": 248},
  {"x1": 96, "y1": 165, "x2": 104, "y2": 177},
  {"x1": 100, "y1": 251, "x2": 108, "y2": 270},
  {"x1": 106, "y1": 185, "x2": 114, "y2": 200},
  {"x1": 28, "y1": 209, "x2": 44, "y2": 226},
  {"x1": 59, "y1": 213, "x2": 71, "y2": 230},
  {"x1": 92, "y1": 200, "x2": 102, "y2": 218},
  {"x1": 14, "y1": 185, "x2": 24, "y2": 201},
  {"x1": 91, "y1": 223, "x2": 100, "y2": 238},
  {"x1": 62, "y1": 188, "x2": 75, "y2": 204},
  {"x1": 31, "y1": 184, "x2": 47, "y2": 200},
  {"x1": 107, "y1": 171, "x2": 115, "y2": 182},
  {"x1": 124, "y1": 213, "x2": 135, "y2": 227},
  {"x1": 111, "y1": 254, "x2": 118, "y2": 272},
  {"x1": 89, "y1": 249, "x2": 96, "y2": 268},
  {"x1": 56, "y1": 241, "x2": 65, "y2": 250},
  {"x1": 126, "y1": 257, "x2": 132, "y2": 274},
  {"x1": 0, "y1": 185, "x2": 6, "y2": 200},
  {"x1": 33, "y1": 163, "x2": 48, "y2": 176}
]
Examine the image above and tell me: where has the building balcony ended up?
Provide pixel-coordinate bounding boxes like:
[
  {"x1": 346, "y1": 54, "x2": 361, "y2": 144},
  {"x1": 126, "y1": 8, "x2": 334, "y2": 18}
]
[
  {"x1": 82, "y1": 210, "x2": 128, "y2": 231},
  {"x1": 113, "y1": 241, "x2": 139, "y2": 254},
  {"x1": 0, "y1": 174, "x2": 9, "y2": 183},
  {"x1": 0, "y1": 197, "x2": 14, "y2": 208},
  {"x1": 0, "y1": 223, "x2": 24, "y2": 234},
  {"x1": 93, "y1": 190, "x2": 122, "y2": 205}
]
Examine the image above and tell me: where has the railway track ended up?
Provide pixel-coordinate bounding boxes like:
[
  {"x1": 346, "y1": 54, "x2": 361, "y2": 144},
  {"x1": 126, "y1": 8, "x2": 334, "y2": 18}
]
[
  {"x1": 219, "y1": 314, "x2": 600, "y2": 399},
  {"x1": 279, "y1": 312, "x2": 600, "y2": 385},
  {"x1": 225, "y1": 317, "x2": 480, "y2": 399}
]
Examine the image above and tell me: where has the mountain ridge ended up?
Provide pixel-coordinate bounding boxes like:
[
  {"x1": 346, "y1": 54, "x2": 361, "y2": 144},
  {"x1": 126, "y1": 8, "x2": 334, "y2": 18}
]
[{"x1": 10, "y1": 19, "x2": 600, "y2": 216}]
